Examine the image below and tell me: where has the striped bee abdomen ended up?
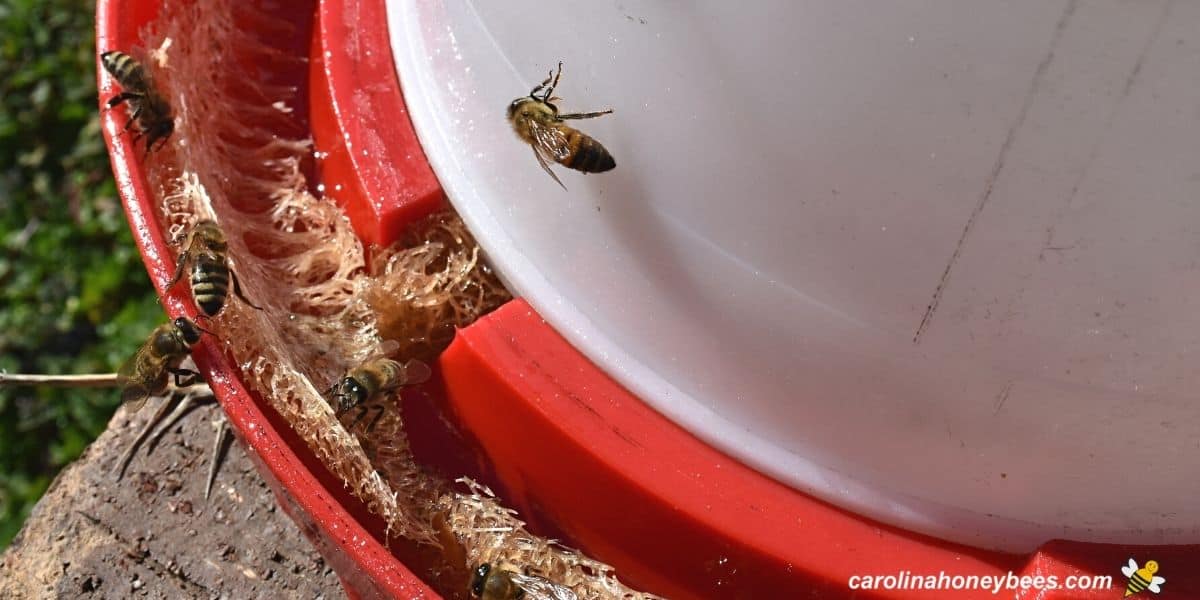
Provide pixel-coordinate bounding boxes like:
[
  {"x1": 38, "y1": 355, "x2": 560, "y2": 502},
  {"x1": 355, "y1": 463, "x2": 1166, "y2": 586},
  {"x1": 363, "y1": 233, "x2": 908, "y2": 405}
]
[
  {"x1": 191, "y1": 254, "x2": 230, "y2": 316},
  {"x1": 100, "y1": 51, "x2": 148, "y2": 89},
  {"x1": 564, "y1": 130, "x2": 616, "y2": 173},
  {"x1": 100, "y1": 49, "x2": 175, "y2": 153}
]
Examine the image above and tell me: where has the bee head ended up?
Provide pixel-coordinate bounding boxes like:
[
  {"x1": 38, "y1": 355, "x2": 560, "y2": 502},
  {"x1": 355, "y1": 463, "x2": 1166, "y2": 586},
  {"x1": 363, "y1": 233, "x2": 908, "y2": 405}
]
[
  {"x1": 470, "y1": 563, "x2": 491, "y2": 597},
  {"x1": 147, "y1": 118, "x2": 175, "y2": 150},
  {"x1": 173, "y1": 317, "x2": 203, "y2": 345},
  {"x1": 507, "y1": 98, "x2": 527, "y2": 120},
  {"x1": 333, "y1": 377, "x2": 368, "y2": 414}
]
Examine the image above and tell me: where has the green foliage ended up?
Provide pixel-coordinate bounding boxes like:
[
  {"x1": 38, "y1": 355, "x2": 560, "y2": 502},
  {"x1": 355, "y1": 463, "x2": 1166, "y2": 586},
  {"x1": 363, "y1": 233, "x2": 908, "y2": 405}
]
[{"x1": 0, "y1": 0, "x2": 161, "y2": 547}]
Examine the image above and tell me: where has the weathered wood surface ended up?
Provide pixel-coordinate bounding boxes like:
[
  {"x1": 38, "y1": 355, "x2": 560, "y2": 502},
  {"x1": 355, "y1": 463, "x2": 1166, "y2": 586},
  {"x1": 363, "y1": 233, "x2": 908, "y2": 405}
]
[{"x1": 0, "y1": 398, "x2": 346, "y2": 599}]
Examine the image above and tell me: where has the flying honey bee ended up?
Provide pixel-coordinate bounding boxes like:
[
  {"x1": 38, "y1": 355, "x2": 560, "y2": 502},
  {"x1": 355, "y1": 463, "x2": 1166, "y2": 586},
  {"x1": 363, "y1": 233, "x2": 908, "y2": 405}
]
[
  {"x1": 508, "y1": 61, "x2": 615, "y2": 189},
  {"x1": 470, "y1": 563, "x2": 580, "y2": 600},
  {"x1": 99, "y1": 50, "x2": 174, "y2": 153},
  {"x1": 166, "y1": 220, "x2": 262, "y2": 317},
  {"x1": 117, "y1": 317, "x2": 206, "y2": 412},
  {"x1": 325, "y1": 350, "x2": 432, "y2": 431}
]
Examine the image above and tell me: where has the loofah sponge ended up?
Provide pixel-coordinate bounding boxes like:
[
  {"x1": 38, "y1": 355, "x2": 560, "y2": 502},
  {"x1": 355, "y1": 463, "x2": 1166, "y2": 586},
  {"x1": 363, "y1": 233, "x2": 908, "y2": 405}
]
[{"x1": 127, "y1": 1, "x2": 661, "y2": 597}]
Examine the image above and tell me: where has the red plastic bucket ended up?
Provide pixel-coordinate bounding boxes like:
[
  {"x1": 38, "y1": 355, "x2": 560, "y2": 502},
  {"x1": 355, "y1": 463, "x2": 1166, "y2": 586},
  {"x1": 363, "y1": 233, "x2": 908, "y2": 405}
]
[{"x1": 98, "y1": 0, "x2": 1200, "y2": 598}]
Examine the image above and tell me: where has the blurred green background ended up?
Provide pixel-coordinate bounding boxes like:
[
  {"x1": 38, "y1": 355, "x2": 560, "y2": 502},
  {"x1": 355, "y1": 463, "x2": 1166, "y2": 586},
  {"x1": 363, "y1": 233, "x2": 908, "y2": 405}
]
[{"x1": 0, "y1": 0, "x2": 161, "y2": 547}]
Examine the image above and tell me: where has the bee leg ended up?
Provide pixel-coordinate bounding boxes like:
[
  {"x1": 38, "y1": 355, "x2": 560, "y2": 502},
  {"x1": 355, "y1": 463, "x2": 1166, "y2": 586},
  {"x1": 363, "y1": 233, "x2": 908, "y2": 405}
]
[
  {"x1": 121, "y1": 105, "x2": 144, "y2": 133},
  {"x1": 106, "y1": 91, "x2": 141, "y2": 109},
  {"x1": 346, "y1": 404, "x2": 369, "y2": 429},
  {"x1": 113, "y1": 394, "x2": 182, "y2": 480},
  {"x1": 558, "y1": 109, "x2": 614, "y2": 120},
  {"x1": 229, "y1": 269, "x2": 264, "y2": 311},
  {"x1": 530, "y1": 71, "x2": 554, "y2": 98},
  {"x1": 166, "y1": 249, "x2": 191, "y2": 290},
  {"x1": 364, "y1": 405, "x2": 386, "y2": 433},
  {"x1": 542, "y1": 61, "x2": 564, "y2": 103},
  {"x1": 205, "y1": 419, "x2": 232, "y2": 501},
  {"x1": 168, "y1": 367, "x2": 203, "y2": 388}
]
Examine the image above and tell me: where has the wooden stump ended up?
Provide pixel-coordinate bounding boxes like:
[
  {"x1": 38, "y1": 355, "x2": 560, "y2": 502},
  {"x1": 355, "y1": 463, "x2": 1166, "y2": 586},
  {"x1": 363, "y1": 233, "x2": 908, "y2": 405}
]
[{"x1": 0, "y1": 398, "x2": 347, "y2": 599}]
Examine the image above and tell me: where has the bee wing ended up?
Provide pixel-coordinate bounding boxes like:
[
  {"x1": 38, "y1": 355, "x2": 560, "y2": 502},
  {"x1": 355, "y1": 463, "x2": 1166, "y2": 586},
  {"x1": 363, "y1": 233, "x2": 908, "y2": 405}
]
[
  {"x1": 529, "y1": 118, "x2": 572, "y2": 161},
  {"x1": 528, "y1": 119, "x2": 570, "y2": 189},
  {"x1": 119, "y1": 383, "x2": 152, "y2": 413},
  {"x1": 531, "y1": 145, "x2": 566, "y2": 190},
  {"x1": 400, "y1": 359, "x2": 432, "y2": 385},
  {"x1": 359, "y1": 340, "x2": 403, "y2": 371},
  {"x1": 116, "y1": 344, "x2": 153, "y2": 413},
  {"x1": 1151, "y1": 575, "x2": 1166, "y2": 587},
  {"x1": 1122, "y1": 559, "x2": 1137, "y2": 577},
  {"x1": 375, "y1": 339, "x2": 401, "y2": 358},
  {"x1": 507, "y1": 574, "x2": 580, "y2": 600}
]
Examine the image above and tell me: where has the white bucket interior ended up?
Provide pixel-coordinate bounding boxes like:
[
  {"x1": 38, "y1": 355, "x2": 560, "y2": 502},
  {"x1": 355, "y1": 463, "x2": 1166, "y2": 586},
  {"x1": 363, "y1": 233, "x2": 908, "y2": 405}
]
[{"x1": 388, "y1": 0, "x2": 1200, "y2": 552}]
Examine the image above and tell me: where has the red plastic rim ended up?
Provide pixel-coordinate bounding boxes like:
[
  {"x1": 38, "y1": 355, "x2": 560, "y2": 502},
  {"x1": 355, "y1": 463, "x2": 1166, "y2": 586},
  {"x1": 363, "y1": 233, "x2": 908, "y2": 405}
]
[
  {"x1": 97, "y1": 0, "x2": 434, "y2": 598},
  {"x1": 100, "y1": 0, "x2": 1200, "y2": 598}
]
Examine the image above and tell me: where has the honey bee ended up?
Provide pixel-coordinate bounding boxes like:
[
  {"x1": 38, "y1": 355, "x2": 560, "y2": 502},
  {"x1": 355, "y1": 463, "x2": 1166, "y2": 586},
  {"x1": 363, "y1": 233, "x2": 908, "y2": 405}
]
[
  {"x1": 117, "y1": 317, "x2": 206, "y2": 412},
  {"x1": 470, "y1": 563, "x2": 579, "y2": 600},
  {"x1": 325, "y1": 354, "x2": 432, "y2": 431},
  {"x1": 100, "y1": 50, "x2": 174, "y2": 153},
  {"x1": 508, "y1": 62, "x2": 615, "y2": 189},
  {"x1": 166, "y1": 220, "x2": 261, "y2": 317}
]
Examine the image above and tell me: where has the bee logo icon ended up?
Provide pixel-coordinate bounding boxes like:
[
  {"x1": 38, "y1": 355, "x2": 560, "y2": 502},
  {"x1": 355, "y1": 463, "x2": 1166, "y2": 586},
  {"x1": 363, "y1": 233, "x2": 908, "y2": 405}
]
[{"x1": 1121, "y1": 558, "x2": 1165, "y2": 597}]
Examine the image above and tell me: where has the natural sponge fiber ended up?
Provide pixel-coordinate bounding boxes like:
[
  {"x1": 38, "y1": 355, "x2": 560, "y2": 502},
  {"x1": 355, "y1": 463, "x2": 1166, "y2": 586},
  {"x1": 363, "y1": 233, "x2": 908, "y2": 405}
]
[{"x1": 129, "y1": 1, "x2": 660, "y2": 598}]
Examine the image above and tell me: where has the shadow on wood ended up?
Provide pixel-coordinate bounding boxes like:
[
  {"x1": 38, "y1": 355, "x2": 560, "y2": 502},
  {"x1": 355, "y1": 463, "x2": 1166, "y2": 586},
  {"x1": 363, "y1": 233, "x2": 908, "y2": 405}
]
[{"x1": 0, "y1": 399, "x2": 347, "y2": 598}]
